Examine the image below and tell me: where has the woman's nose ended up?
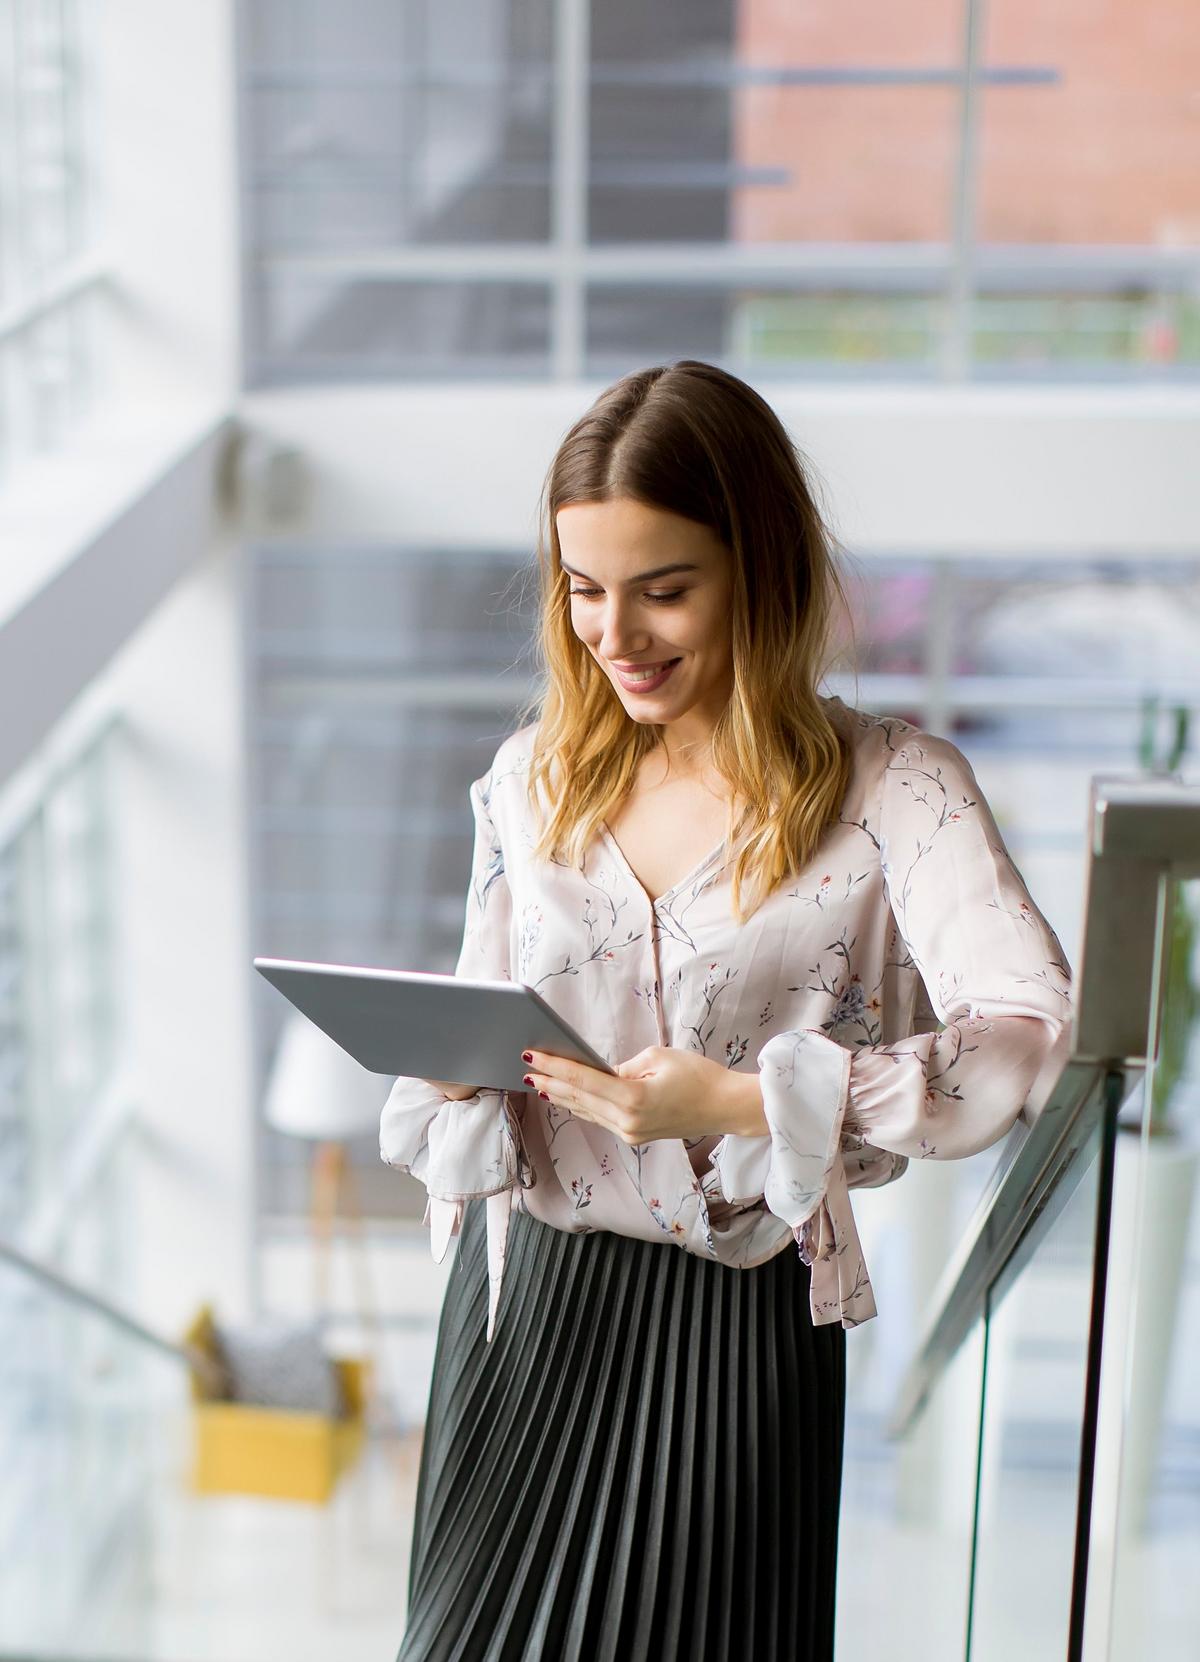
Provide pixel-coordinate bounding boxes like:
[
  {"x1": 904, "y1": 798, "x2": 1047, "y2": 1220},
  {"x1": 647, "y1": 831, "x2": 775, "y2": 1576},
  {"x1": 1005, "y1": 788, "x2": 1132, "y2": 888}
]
[
  {"x1": 597, "y1": 603, "x2": 646, "y2": 658},
  {"x1": 600, "y1": 629, "x2": 649, "y2": 661}
]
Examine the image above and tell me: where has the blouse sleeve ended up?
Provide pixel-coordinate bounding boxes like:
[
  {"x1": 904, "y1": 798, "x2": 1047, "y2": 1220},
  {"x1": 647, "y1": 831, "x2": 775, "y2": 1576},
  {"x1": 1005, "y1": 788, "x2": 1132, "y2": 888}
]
[
  {"x1": 708, "y1": 727, "x2": 1074, "y2": 1330},
  {"x1": 378, "y1": 772, "x2": 529, "y2": 1337}
]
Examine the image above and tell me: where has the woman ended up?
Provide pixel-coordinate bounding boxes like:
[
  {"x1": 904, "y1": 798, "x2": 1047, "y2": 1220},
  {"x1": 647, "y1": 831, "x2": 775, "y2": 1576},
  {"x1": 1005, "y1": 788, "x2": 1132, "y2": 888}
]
[{"x1": 381, "y1": 360, "x2": 1073, "y2": 1661}]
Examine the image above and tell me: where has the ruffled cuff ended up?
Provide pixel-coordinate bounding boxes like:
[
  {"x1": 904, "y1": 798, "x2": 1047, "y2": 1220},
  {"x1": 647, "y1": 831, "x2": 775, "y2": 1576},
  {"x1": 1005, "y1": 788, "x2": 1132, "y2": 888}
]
[
  {"x1": 380, "y1": 1077, "x2": 522, "y2": 1197},
  {"x1": 704, "y1": 1121, "x2": 771, "y2": 1205},
  {"x1": 708, "y1": 1030, "x2": 878, "y2": 1329}
]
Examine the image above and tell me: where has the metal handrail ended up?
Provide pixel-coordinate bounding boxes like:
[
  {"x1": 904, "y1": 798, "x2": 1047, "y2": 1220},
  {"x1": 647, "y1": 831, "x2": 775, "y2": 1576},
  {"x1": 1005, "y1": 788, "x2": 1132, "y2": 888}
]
[
  {"x1": 0, "y1": 255, "x2": 111, "y2": 345},
  {"x1": 890, "y1": 771, "x2": 1200, "y2": 1439},
  {"x1": 0, "y1": 1235, "x2": 227, "y2": 1396}
]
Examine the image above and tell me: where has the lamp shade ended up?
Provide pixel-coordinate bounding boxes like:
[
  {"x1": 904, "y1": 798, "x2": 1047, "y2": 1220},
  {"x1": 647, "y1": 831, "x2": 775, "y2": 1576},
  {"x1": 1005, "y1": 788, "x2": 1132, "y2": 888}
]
[{"x1": 263, "y1": 1008, "x2": 385, "y2": 1141}]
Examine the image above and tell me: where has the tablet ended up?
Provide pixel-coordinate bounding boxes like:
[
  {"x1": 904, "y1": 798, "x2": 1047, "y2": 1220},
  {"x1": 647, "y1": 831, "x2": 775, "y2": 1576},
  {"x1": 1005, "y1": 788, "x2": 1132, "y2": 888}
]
[{"x1": 253, "y1": 957, "x2": 618, "y2": 1094}]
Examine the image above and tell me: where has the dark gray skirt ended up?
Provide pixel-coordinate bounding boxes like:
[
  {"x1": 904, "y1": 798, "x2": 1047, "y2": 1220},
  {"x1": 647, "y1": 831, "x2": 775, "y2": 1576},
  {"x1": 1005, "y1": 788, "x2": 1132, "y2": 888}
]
[{"x1": 396, "y1": 1193, "x2": 846, "y2": 1662}]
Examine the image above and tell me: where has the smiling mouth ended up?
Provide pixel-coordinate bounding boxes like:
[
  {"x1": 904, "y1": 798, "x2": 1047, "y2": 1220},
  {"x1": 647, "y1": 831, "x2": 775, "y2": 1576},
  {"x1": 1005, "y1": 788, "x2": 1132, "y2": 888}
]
[{"x1": 612, "y1": 657, "x2": 682, "y2": 688}]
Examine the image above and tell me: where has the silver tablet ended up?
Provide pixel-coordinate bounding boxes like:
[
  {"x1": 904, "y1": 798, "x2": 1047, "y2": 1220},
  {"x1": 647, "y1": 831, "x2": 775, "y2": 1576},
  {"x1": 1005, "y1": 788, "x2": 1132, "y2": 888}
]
[{"x1": 253, "y1": 957, "x2": 618, "y2": 1094}]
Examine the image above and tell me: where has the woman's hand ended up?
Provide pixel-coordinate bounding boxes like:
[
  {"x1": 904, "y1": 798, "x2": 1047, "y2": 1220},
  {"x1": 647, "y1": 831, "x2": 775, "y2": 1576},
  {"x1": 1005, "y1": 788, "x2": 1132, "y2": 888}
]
[{"x1": 519, "y1": 1045, "x2": 767, "y2": 1142}]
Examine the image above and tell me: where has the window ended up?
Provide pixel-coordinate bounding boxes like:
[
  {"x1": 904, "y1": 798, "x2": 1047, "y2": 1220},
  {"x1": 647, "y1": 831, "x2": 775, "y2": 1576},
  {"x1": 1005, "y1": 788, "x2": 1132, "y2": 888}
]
[
  {"x1": 0, "y1": 0, "x2": 106, "y2": 483},
  {"x1": 241, "y1": 0, "x2": 1200, "y2": 383},
  {"x1": 247, "y1": 542, "x2": 534, "y2": 1216}
]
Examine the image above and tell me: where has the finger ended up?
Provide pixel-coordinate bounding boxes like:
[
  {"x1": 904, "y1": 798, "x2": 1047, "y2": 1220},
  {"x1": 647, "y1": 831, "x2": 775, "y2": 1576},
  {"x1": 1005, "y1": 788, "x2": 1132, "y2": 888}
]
[
  {"x1": 526, "y1": 1051, "x2": 586, "y2": 1091},
  {"x1": 525, "y1": 1052, "x2": 611, "y2": 1100}
]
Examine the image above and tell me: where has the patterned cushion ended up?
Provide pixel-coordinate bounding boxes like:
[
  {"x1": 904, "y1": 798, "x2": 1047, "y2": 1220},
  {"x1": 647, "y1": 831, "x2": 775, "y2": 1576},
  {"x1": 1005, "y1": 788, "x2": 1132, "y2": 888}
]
[{"x1": 210, "y1": 1317, "x2": 348, "y2": 1417}]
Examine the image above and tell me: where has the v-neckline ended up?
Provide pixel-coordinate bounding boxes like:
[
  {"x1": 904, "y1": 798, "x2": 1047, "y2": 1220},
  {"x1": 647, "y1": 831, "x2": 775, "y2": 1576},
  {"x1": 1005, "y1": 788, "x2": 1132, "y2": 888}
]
[{"x1": 599, "y1": 820, "x2": 727, "y2": 910}]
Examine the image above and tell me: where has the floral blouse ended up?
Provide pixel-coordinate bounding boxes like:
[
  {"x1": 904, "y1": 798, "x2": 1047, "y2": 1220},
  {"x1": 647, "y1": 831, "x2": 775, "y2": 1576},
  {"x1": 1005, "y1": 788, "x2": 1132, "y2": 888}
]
[{"x1": 380, "y1": 697, "x2": 1074, "y2": 1346}]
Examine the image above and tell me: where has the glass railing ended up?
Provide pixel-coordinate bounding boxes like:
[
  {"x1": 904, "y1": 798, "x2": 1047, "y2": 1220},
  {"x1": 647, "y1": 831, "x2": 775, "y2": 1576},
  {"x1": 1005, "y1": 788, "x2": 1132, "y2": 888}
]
[
  {"x1": 0, "y1": 1238, "x2": 192, "y2": 1658},
  {"x1": 888, "y1": 776, "x2": 1200, "y2": 1662},
  {"x1": 969, "y1": 1082, "x2": 1116, "y2": 1659},
  {"x1": 1099, "y1": 871, "x2": 1200, "y2": 1658}
]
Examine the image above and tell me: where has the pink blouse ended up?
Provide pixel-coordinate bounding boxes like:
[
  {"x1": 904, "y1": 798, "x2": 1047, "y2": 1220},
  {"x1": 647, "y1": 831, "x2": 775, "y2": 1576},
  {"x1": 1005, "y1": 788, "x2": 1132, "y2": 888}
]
[{"x1": 379, "y1": 698, "x2": 1074, "y2": 1345}]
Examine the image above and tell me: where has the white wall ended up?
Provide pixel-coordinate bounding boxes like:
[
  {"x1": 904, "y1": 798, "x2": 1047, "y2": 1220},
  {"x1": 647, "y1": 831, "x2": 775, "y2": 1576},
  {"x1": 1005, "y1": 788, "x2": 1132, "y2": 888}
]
[
  {"x1": 104, "y1": 534, "x2": 255, "y2": 1333},
  {"x1": 235, "y1": 382, "x2": 1200, "y2": 555},
  {"x1": 92, "y1": 0, "x2": 241, "y2": 413}
]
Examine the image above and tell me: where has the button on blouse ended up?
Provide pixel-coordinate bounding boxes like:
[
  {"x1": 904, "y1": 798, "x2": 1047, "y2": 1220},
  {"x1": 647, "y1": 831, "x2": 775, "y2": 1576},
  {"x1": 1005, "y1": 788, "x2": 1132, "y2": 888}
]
[{"x1": 380, "y1": 699, "x2": 1074, "y2": 1345}]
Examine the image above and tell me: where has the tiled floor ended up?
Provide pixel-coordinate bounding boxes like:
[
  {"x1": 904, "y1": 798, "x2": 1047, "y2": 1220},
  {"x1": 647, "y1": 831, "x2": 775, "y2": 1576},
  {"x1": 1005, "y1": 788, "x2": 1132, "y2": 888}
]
[
  {"x1": 149, "y1": 1432, "x2": 418, "y2": 1661},
  {"x1": 68, "y1": 1414, "x2": 1197, "y2": 1662},
  {"x1": 83, "y1": 1417, "x2": 419, "y2": 1662},
  {"x1": 40, "y1": 1376, "x2": 1195, "y2": 1662}
]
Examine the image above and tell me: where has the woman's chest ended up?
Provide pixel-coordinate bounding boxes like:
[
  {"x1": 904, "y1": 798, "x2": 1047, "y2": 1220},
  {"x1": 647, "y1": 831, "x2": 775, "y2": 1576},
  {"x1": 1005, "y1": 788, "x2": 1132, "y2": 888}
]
[{"x1": 602, "y1": 776, "x2": 738, "y2": 907}]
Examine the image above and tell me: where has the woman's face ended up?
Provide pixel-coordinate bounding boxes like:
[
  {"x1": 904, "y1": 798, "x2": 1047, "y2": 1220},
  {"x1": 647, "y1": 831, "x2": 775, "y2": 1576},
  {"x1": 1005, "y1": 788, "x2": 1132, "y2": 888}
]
[{"x1": 556, "y1": 496, "x2": 734, "y2": 734}]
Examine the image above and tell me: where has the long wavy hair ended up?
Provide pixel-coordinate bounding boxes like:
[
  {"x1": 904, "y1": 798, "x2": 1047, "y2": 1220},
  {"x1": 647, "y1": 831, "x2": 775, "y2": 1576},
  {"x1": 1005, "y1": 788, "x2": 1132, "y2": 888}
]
[{"x1": 512, "y1": 359, "x2": 860, "y2": 926}]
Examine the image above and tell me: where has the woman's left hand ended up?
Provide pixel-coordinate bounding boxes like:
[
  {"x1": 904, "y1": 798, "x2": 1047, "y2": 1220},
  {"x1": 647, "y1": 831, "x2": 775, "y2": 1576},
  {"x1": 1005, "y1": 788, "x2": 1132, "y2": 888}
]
[{"x1": 519, "y1": 1045, "x2": 758, "y2": 1143}]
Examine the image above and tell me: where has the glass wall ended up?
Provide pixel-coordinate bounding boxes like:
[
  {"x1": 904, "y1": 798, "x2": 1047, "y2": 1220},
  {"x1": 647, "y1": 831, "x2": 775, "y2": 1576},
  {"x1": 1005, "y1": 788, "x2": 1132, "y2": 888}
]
[
  {"x1": 0, "y1": 722, "x2": 121, "y2": 1243},
  {"x1": 241, "y1": 0, "x2": 1200, "y2": 383},
  {"x1": 245, "y1": 0, "x2": 557, "y2": 379},
  {"x1": 0, "y1": 1142, "x2": 165, "y2": 1658},
  {"x1": 0, "y1": 719, "x2": 145, "y2": 1650},
  {"x1": 975, "y1": 0, "x2": 1200, "y2": 378},
  {"x1": 0, "y1": 0, "x2": 104, "y2": 480},
  {"x1": 247, "y1": 543, "x2": 535, "y2": 1216}
]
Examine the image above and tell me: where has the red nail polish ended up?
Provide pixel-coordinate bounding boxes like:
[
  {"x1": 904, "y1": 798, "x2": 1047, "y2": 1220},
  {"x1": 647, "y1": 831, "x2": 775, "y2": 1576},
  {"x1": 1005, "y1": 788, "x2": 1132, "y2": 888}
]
[
  {"x1": 521, "y1": 1051, "x2": 533, "y2": 1063},
  {"x1": 522, "y1": 1074, "x2": 534, "y2": 1086},
  {"x1": 537, "y1": 1090, "x2": 550, "y2": 1100}
]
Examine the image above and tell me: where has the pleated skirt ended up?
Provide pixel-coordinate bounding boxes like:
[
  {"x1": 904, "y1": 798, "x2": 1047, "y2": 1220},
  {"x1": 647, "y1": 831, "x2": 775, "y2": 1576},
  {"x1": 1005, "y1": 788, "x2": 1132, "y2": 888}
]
[{"x1": 395, "y1": 1194, "x2": 847, "y2": 1662}]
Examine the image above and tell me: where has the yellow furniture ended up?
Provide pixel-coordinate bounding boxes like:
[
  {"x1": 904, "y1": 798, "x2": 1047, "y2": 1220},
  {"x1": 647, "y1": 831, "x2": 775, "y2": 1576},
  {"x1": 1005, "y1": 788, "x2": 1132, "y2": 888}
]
[{"x1": 183, "y1": 1303, "x2": 369, "y2": 1504}]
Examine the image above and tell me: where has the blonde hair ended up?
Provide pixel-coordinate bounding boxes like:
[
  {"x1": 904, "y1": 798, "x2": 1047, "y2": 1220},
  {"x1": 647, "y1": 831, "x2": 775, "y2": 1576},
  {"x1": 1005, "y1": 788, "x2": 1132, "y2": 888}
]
[{"x1": 512, "y1": 359, "x2": 859, "y2": 926}]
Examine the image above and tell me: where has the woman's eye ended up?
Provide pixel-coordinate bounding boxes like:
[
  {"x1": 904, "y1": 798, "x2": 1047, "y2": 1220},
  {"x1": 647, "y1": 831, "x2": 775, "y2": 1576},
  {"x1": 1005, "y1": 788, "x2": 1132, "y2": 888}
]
[{"x1": 568, "y1": 587, "x2": 686, "y2": 604}]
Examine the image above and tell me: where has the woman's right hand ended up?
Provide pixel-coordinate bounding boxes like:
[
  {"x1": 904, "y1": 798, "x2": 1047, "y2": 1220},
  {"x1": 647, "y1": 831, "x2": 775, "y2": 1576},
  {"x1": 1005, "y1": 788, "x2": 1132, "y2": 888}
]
[{"x1": 422, "y1": 1078, "x2": 482, "y2": 1101}]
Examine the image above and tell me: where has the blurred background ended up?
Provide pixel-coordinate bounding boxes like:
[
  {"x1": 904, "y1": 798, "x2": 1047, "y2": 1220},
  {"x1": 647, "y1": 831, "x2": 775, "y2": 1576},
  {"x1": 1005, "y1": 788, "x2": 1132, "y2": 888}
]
[{"x1": 0, "y1": 1, "x2": 1197, "y2": 1658}]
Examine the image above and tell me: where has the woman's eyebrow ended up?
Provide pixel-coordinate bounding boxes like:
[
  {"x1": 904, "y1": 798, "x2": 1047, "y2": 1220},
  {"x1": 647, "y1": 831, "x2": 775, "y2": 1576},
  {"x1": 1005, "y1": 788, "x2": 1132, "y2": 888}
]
[{"x1": 560, "y1": 561, "x2": 701, "y2": 584}]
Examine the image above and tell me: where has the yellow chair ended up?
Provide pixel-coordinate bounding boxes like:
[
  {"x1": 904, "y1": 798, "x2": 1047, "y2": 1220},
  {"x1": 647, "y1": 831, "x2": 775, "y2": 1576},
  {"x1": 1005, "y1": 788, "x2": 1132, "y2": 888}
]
[{"x1": 182, "y1": 1303, "x2": 369, "y2": 1505}]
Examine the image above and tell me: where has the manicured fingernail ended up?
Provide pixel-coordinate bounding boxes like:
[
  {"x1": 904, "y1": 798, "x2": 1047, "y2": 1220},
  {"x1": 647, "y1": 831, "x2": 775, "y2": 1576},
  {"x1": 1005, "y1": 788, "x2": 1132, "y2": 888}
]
[
  {"x1": 538, "y1": 1090, "x2": 550, "y2": 1100},
  {"x1": 522, "y1": 1073, "x2": 534, "y2": 1086},
  {"x1": 521, "y1": 1051, "x2": 533, "y2": 1063}
]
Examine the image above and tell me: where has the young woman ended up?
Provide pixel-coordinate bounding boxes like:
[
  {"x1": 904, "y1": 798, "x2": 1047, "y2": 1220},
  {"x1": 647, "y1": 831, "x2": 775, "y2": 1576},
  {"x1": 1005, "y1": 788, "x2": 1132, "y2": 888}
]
[{"x1": 381, "y1": 360, "x2": 1073, "y2": 1662}]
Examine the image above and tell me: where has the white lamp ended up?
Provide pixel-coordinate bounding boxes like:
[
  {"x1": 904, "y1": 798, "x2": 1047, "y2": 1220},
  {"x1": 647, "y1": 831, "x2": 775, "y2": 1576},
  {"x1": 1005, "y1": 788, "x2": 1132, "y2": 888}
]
[{"x1": 263, "y1": 1007, "x2": 383, "y2": 1141}]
